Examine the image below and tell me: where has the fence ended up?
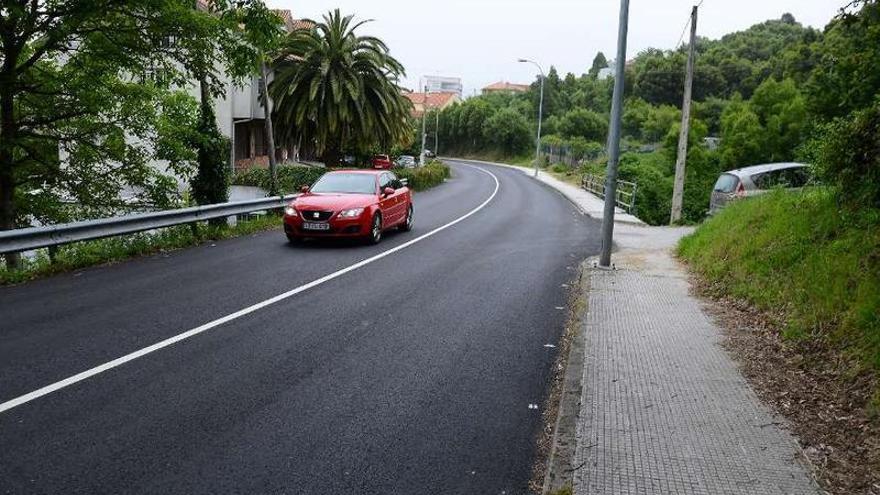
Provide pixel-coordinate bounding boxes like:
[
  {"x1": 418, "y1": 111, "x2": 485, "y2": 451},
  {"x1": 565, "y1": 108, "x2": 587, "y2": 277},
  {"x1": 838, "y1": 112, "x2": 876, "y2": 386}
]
[
  {"x1": 0, "y1": 195, "x2": 297, "y2": 255},
  {"x1": 582, "y1": 174, "x2": 638, "y2": 214}
]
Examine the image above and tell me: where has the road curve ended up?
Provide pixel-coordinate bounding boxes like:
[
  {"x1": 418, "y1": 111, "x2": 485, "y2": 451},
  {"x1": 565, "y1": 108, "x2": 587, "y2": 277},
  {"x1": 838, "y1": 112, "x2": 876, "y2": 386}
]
[{"x1": 0, "y1": 160, "x2": 601, "y2": 494}]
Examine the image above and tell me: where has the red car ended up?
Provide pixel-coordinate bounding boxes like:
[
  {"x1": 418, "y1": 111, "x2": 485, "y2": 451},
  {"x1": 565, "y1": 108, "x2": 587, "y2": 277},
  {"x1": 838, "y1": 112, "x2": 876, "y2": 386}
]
[
  {"x1": 283, "y1": 170, "x2": 413, "y2": 244},
  {"x1": 371, "y1": 154, "x2": 393, "y2": 169}
]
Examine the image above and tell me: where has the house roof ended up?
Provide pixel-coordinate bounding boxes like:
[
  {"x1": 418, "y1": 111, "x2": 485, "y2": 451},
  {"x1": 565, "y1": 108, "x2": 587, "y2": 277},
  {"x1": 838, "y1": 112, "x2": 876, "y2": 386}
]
[
  {"x1": 482, "y1": 81, "x2": 530, "y2": 92},
  {"x1": 403, "y1": 92, "x2": 458, "y2": 109},
  {"x1": 271, "y1": 9, "x2": 314, "y2": 32}
]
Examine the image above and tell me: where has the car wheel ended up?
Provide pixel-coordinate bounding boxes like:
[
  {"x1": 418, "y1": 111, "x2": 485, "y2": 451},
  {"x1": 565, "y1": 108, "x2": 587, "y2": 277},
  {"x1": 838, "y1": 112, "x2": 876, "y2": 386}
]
[
  {"x1": 399, "y1": 205, "x2": 413, "y2": 232},
  {"x1": 368, "y1": 213, "x2": 382, "y2": 244},
  {"x1": 286, "y1": 233, "x2": 300, "y2": 244}
]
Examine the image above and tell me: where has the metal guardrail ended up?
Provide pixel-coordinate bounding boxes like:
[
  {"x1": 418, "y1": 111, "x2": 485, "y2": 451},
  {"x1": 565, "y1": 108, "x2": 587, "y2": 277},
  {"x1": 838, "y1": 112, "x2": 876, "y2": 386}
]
[
  {"x1": 582, "y1": 174, "x2": 638, "y2": 214},
  {"x1": 0, "y1": 194, "x2": 298, "y2": 255}
]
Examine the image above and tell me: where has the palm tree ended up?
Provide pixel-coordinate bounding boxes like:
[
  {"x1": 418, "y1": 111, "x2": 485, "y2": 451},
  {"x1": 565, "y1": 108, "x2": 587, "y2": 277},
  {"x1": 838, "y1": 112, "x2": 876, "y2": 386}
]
[{"x1": 269, "y1": 9, "x2": 412, "y2": 167}]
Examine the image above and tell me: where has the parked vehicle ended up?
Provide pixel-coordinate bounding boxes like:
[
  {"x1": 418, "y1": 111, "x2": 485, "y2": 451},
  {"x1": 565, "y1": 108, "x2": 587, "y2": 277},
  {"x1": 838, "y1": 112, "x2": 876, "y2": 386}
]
[
  {"x1": 424, "y1": 149, "x2": 435, "y2": 159},
  {"x1": 709, "y1": 162, "x2": 810, "y2": 215},
  {"x1": 371, "y1": 154, "x2": 393, "y2": 169},
  {"x1": 395, "y1": 155, "x2": 416, "y2": 168},
  {"x1": 283, "y1": 170, "x2": 413, "y2": 244}
]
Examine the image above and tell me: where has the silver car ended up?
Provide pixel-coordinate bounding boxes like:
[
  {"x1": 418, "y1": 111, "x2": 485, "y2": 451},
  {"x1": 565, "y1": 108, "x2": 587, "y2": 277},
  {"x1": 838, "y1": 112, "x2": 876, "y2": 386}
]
[
  {"x1": 709, "y1": 162, "x2": 810, "y2": 215},
  {"x1": 395, "y1": 155, "x2": 417, "y2": 168}
]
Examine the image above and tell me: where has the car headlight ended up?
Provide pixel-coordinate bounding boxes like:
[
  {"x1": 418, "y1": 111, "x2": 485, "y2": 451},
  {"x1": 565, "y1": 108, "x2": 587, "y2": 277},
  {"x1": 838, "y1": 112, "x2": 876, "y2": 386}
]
[
  {"x1": 338, "y1": 207, "x2": 364, "y2": 218},
  {"x1": 284, "y1": 206, "x2": 297, "y2": 217}
]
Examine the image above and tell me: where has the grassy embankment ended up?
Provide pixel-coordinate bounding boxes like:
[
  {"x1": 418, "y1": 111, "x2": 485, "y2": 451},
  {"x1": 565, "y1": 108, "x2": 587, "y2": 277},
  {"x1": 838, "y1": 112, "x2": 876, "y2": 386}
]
[
  {"x1": 0, "y1": 162, "x2": 451, "y2": 285},
  {"x1": 678, "y1": 188, "x2": 880, "y2": 408}
]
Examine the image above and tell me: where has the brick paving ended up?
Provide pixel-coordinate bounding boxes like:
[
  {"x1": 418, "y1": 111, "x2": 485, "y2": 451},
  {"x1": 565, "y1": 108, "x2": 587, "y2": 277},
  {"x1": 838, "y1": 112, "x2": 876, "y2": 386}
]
[{"x1": 572, "y1": 248, "x2": 819, "y2": 494}]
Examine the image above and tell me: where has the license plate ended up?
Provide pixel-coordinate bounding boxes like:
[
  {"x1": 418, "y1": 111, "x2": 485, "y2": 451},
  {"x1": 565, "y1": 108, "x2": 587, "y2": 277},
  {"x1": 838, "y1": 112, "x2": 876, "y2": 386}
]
[{"x1": 302, "y1": 222, "x2": 330, "y2": 231}]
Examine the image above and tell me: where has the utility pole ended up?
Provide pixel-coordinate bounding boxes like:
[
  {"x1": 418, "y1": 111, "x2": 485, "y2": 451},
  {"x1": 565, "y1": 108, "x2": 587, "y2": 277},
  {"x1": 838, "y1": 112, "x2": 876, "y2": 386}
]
[
  {"x1": 260, "y1": 59, "x2": 278, "y2": 195},
  {"x1": 670, "y1": 5, "x2": 698, "y2": 224},
  {"x1": 419, "y1": 86, "x2": 428, "y2": 165},
  {"x1": 598, "y1": 0, "x2": 631, "y2": 268},
  {"x1": 435, "y1": 110, "x2": 439, "y2": 156},
  {"x1": 518, "y1": 59, "x2": 544, "y2": 177}
]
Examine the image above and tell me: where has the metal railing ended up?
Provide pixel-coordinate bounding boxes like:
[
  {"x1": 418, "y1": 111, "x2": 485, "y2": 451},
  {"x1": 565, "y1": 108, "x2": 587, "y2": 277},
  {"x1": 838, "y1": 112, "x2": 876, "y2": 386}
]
[
  {"x1": 582, "y1": 174, "x2": 638, "y2": 214},
  {"x1": 0, "y1": 194, "x2": 298, "y2": 255}
]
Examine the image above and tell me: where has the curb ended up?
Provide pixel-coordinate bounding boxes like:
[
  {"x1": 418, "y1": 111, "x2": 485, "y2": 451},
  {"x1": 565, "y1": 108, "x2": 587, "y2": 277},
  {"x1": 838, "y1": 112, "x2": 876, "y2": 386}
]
[
  {"x1": 540, "y1": 260, "x2": 591, "y2": 494},
  {"x1": 442, "y1": 158, "x2": 645, "y2": 226}
]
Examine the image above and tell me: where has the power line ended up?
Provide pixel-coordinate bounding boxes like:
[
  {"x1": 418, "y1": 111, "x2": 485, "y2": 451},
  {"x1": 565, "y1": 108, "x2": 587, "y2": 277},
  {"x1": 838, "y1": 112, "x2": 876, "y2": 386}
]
[
  {"x1": 675, "y1": 1, "x2": 706, "y2": 48},
  {"x1": 676, "y1": 17, "x2": 691, "y2": 48}
]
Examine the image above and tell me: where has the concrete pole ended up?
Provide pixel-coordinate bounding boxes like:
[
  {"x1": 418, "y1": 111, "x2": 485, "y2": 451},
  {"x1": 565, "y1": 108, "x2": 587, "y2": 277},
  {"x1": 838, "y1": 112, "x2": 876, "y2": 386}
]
[
  {"x1": 670, "y1": 6, "x2": 698, "y2": 224},
  {"x1": 535, "y1": 74, "x2": 544, "y2": 177},
  {"x1": 598, "y1": 0, "x2": 631, "y2": 268},
  {"x1": 419, "y1": 86, "x2": 428, "y2": 165}
]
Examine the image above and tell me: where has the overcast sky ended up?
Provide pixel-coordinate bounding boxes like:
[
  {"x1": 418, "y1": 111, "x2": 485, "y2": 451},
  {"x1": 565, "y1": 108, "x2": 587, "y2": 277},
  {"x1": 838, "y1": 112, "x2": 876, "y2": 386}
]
[{"x1": 265, "y1": 0, "x2": 843, "y2": 97}]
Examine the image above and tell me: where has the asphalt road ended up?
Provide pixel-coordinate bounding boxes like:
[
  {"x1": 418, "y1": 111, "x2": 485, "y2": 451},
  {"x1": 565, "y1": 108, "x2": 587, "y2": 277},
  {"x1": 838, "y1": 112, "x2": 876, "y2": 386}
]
[{"x1": 0, "y1": 160, "x2": 601, "y2": 494}]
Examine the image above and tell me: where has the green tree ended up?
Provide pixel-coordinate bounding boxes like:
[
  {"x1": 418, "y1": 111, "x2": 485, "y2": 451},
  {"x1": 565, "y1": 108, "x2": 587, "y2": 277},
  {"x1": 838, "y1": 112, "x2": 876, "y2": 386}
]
[
  {"x1": 809, "y1": 102, "x2": 880, "y2": 208},
  {"x1": 269, "y1": 10, "x2": 411, "y2": 167},
  {"x1": 589, "y1": 52, "x2": 609, "y2": 78},
  {"x1": 558, "y1": 108, "x2": 607, "y2": 142},
  {"x1": 191, "y1": 92, "x2": 230, "y2": 207},
  {"x1": 749, "y1": 78, "x2": 806, "y2": 162},
  {"x1": 719, "y1": 98, "x2": 766, "y2": 168},
  {"x1": 0, "y1": 0, "x2": 265, "y2": 268},
  {"x1": 807, "y1": 0, "x2": 880, "y2": 120},
  {"x1": 482, "y1": 108, "x2": 531, "y2": 155}
]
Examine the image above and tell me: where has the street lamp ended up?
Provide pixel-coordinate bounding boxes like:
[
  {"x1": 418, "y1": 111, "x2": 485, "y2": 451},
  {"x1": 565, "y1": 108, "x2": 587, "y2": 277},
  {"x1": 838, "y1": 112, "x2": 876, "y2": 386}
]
[{"x1": 518, "y1": 58, "x2": 544, "y2": 178}]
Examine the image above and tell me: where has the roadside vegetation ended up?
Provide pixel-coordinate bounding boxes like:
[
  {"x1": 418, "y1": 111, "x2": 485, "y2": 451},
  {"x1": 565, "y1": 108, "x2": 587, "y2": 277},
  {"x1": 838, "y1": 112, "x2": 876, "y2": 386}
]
[
  {"x1": 432, "y1": 9, "x2": 864, "y2": 225},
  {"x1": 395, "y1": 162, "x2": 451, "y2": 191},
  {"x1": 231, "y1": 161, "x2": 450, "y2": 193},
  {"x1": 0, "y1": 0, "x2": 286, "y2": 270},
  {"x1": 680, "y1": 189, "x2": 879, "y2": 396},
  {"x1": 0, "y1": 213, "x2": 282, "y2": 286},
  {"x1": 233, "y1": 166, "x2": 326, "y2": 194}
]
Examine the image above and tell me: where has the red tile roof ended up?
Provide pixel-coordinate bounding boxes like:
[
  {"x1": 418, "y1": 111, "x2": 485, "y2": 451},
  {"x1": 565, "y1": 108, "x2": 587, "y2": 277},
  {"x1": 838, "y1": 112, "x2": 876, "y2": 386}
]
[
  {"x1": 270, "y1": 9, "x2": 314, "y2": 32},
  {"x1": 482, "y1": 81, "x2": 530, "y2": 93},
  {"x1": 403, "y1": 92, "x2": 460, "y2": 117}
]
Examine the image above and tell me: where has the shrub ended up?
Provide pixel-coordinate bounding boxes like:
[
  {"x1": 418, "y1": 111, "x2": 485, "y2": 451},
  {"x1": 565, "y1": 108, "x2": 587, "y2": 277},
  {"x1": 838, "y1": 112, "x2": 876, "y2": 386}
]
[
  {"x1": 396, "y1": 162, "x2": 450, "y2": 191},
  {"x1": 810, "y1": 102, "x2": 880, "y2": 209},
  {"x1": 233, "y1": 165, "x2": 326, "y2": 194}
]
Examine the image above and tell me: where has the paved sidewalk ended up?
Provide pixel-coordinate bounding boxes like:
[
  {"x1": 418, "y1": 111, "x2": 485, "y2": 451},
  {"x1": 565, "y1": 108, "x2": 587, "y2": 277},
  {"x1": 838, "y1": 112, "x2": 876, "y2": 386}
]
[
  {"x1": 454, "y1": 159, "x2": 643, "y2": 225},
  {"x1": 573, "y1": 227, "x2": 818, "y2": 494},
  {"x1": 452, "y1": 159, "x2": 819, "y2": 494}
]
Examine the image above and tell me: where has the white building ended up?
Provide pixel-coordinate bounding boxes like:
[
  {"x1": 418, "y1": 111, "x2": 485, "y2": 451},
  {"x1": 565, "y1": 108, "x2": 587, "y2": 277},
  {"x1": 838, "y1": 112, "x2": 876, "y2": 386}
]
[{"x1": 422, "y1": 75, "x2": 463, "y2": 98}]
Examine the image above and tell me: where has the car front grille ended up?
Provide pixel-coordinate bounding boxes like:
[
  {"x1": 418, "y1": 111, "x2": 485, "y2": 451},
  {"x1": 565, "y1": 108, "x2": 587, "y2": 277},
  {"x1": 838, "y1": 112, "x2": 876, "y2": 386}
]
[{"x1": 300, "y1": 210, "x2": 333, "y2": 221}]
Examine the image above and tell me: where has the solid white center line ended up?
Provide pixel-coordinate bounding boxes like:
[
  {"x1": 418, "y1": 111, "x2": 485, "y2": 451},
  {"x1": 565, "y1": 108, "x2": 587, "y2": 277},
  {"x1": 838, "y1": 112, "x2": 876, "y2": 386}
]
[{"x1": 0, "y1": 164, "x2": 500, "y2": 415}]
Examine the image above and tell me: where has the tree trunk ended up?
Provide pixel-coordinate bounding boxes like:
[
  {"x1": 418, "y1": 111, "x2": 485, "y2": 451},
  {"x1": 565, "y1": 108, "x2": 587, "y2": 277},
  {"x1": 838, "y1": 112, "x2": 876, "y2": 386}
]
[
  {"x1": 0, "y1": 81, "x2": 20, "y2": 270},
  {"x1": 259, "y1": 59, "x2": 278, "y2": 195}
]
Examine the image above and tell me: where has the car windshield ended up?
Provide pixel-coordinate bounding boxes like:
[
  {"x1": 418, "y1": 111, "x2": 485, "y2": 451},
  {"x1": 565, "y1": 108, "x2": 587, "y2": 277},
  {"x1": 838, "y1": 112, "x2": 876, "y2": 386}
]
[
  {"x1": 310, "y1": 173, "x2": 376, "y2": 194},
  {"x1": 713, "y1": 173, "x2": 739, "y2": 193}
]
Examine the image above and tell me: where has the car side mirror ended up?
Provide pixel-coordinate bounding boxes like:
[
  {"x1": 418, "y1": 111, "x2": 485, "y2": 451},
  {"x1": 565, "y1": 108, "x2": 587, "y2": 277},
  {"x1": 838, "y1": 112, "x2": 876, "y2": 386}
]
[
  {"x1": 383, "y1": 187, "x2": 395, "y2": 196},
  {"x1": 300, "y1": 185, "x2": 309, "y2": 193}
]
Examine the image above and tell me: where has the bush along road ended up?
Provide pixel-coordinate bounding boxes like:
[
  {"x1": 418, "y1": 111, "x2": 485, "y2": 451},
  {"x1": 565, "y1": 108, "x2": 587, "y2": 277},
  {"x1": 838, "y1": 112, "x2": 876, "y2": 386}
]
[{"x1": 0, "y1": 161, "x2": 601, "y2": 494}]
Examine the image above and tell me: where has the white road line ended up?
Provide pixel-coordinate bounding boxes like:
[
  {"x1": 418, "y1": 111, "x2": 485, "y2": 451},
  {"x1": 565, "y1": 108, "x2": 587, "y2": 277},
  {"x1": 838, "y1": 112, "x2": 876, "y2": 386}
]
[{"x1": 0, "y1": 165, "x2": 500, "y2": 415}]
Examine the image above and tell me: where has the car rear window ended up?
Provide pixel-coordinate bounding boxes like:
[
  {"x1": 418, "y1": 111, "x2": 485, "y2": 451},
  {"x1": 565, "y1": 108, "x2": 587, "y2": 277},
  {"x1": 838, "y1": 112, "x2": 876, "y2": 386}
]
[
  {"x1": 751, "y1": 167, "x2": 810, "y2": 189},
  {"x1": 713, "y1": 173, "x2": 739, "y2": 193}
]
